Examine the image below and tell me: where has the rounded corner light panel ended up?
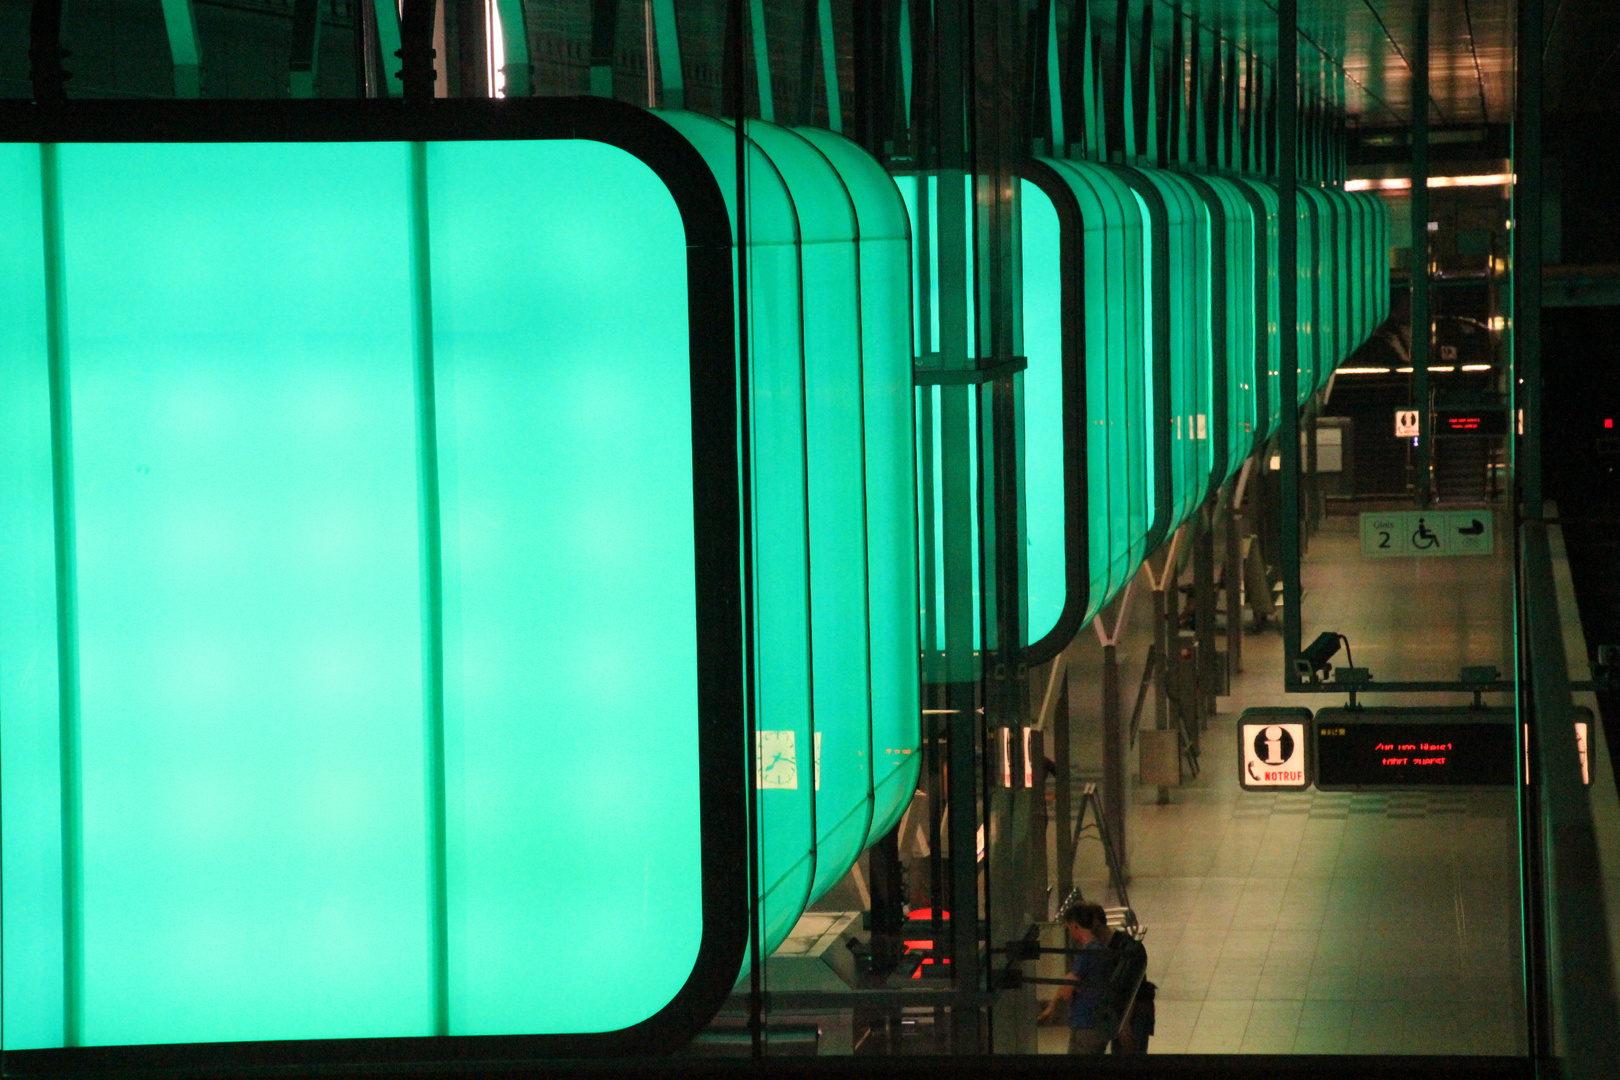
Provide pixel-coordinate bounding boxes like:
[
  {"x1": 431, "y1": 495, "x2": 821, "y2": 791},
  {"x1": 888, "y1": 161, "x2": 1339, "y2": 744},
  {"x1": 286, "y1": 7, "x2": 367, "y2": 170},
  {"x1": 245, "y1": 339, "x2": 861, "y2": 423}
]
[
  {"x1": 651, "y1": 111, "x2": 921, "y2": 967},
  {"x1": 1016, "y1": 161, "x2": 1387, "y2": 660},
  {"x1": 0, "y1": 99, "x2": 756, "y2": 1068}
]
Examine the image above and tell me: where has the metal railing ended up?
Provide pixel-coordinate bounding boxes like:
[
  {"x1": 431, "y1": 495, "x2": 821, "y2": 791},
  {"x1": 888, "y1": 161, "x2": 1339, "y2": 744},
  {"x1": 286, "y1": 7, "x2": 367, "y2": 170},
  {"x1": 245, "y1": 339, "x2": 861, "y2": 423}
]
[{"x1": 1519, "y1": 519, "x2": 1620, "y2": 1076}]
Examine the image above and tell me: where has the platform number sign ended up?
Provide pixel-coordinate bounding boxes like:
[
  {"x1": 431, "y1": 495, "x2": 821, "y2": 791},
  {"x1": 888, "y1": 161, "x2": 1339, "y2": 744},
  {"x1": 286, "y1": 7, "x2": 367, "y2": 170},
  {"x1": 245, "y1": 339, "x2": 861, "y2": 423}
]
[
  {"x1": 1360, "y1": 511, "x2": 1494, "y2": 557},
  {"x1": 1239, "y1": 708, "x2": 1313, "y2": 791}
]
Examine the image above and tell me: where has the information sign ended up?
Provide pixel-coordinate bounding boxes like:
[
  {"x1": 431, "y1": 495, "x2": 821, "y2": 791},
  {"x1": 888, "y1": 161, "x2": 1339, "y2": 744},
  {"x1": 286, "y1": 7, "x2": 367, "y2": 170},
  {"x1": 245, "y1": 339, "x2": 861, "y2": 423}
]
[
  {"x1": 1395, "y1": 409, "x2": 1420, "y2": 437},
  {"x1": 1360, "y1": 510, "x2": 1493, "y2": 557},
  {"x1": 1313, "y1": 707, "x2": 1516, "y2": 789},
  {"x1": 1239, "y1": 707, "x2": 1313, "y2": 791}
]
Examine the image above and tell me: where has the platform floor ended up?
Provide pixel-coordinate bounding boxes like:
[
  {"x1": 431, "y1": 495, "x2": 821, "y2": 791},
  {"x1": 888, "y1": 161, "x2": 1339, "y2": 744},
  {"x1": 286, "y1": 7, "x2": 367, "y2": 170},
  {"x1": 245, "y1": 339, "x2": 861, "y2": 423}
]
[{"x1": 1055, "y1": 510, "x2": 1527, "y2": 1055}]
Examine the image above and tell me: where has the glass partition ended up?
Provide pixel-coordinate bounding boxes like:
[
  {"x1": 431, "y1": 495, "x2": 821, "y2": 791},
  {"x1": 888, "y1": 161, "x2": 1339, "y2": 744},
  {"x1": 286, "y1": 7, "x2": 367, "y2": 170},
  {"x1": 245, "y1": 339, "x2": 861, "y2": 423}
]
[
  {"x1": 1019, "y1": 176, "x2": 1073, "y2": 651},
  {"x1": 1119, "y1": 166, "x2": 1214, "y2": 532},
  {"x1": 794, "y1": 127, "x2": 921, "y2": 849},
  {"x1": 1235, "y1": 178, "x2": 1283, "y2": 443},
  {"x1": 654, "y1": 110, "x2": 818, "y2": 958},
  {"x1": 1187, "y1": 173, "x2": 1259, "y2": 487},
  {"x1": 5, "y1": 0, "x2": 1477, "y2": 1067},
  {"x1": 0, "y1": 114, "x2": 749, "y2": 1058},
  {"x1": 1031, "y1": 157, "x2": 1155, "y2": 625}
]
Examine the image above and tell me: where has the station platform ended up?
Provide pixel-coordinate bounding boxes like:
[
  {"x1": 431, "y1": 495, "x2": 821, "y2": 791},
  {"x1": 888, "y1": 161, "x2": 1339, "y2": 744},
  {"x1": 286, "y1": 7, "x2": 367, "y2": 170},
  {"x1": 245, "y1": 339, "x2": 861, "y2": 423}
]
[{"x1": 1056, "y1": 507, "x2": 1527, "y2": 1054}]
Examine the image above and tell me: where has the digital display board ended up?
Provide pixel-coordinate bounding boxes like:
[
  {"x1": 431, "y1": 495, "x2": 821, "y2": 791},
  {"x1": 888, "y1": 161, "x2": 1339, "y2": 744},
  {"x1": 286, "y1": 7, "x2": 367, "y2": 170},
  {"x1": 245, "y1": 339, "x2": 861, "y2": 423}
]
[
  {"x1": 1313, "y1": 707, "x2": 1516, "y2": 789},
  {"x1": 1434, "y1": 408, "x2": 1508, "y2": 437}
]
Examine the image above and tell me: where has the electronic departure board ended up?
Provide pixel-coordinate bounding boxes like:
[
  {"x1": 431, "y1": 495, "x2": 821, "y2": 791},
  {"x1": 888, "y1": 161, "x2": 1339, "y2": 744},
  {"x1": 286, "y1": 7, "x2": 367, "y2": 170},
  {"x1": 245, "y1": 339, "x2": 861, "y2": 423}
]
[
  {"x1": 1433, "y1": 408, "x2": 1508, "y2": 437},
  {"x1": 1313, "y1": 707, "x2": 1517, "y2": 789}
]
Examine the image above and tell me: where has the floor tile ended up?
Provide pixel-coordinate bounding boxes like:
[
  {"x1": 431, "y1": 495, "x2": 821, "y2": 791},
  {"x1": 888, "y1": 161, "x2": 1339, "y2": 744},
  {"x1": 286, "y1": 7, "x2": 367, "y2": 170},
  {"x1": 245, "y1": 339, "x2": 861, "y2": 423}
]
[{"x1": 1185, "y1": 1000, "x2": 1253, "y2": 1053}]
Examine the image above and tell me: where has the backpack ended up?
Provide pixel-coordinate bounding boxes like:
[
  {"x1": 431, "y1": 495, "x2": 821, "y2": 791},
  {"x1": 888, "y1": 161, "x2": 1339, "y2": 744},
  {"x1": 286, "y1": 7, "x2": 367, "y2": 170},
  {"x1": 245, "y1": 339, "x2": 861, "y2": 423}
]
[{"x1": 1092, "y1": 933, "x2": 1149, "y2": 1039}]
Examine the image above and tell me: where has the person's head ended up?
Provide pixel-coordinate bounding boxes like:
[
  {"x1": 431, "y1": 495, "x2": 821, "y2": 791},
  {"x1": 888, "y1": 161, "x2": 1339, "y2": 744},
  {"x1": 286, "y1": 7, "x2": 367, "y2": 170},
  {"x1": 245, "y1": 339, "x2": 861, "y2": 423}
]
[{"x1": 1062, "y1": 901, "x2": 1108, "y2": 945}]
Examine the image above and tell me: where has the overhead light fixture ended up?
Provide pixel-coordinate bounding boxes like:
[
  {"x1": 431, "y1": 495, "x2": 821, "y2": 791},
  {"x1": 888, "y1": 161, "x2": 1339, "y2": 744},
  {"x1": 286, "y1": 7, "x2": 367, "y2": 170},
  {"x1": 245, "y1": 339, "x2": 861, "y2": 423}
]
[
  {"x1": 1461, "y1": 364, "x2": 1492, "y2": 371},
  {"x1": 1337, "y1": 366, "x2": 1392, "y2": 375},
  {"x1": 1344, "y1": 174, "x2": 1515, "y2": 192}
]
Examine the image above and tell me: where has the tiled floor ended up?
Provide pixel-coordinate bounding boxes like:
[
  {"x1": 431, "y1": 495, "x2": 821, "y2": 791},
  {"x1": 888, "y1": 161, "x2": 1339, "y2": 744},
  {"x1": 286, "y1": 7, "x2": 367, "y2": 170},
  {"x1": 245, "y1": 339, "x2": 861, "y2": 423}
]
[{"x1": 1062, "y1": 512, "x2": 1527, "y2": 1055}]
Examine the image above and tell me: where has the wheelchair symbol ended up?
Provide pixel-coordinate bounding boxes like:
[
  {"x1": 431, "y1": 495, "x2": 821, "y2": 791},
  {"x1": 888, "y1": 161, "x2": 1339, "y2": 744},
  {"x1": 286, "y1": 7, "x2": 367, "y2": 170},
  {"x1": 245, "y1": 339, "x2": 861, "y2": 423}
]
[{"x1": 1412, "y1": 517, "x2": 1439, "y2": 550}]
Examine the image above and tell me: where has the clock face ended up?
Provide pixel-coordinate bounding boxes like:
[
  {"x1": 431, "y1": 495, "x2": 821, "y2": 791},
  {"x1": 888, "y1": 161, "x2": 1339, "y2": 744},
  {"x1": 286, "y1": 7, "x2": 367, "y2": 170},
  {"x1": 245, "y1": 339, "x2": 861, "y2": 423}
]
[{"x1": 756, "y1": 730, "x2": 799, "y2": 789}]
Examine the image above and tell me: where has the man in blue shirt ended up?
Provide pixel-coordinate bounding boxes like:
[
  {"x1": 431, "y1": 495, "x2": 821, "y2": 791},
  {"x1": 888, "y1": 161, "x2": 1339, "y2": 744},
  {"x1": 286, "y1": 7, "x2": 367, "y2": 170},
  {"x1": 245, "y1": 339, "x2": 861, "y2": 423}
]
[{"x1": 1037, "y1": 901, "x2": 1115, "y2": 1053}]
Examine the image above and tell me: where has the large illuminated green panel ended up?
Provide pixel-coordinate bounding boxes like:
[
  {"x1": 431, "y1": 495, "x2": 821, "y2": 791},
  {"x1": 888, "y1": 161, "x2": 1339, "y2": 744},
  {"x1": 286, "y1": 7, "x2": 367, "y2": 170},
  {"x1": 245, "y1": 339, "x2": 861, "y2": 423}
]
[
  {"x1": 895, "y1": 172, "x2": 982, "y2": 655},
  {"x1": 423, "y1": 140, "x2": 702, "y2": 1034},
  {"x1": 1247, "y1": 181, "x2": 1283, "y2": 440},
  {"x1": 1, "y1": 133, "x2": 728, "y2": 1052},
  {"x1": 794, "y1": 128, "x2": 921, "y2": 849},
  {"x1": 1020, "y1": 179, "x2": 1067, "y2": 646},
  {"x1": 745, "y1": 122, "x2": 872, "y2": 904},
  {"x1": 1333, "y1": 190, "x2": 1352, "y2": 362},
  {"x1": 25, "y1": 143, "x2": 429, "y2": 1046},
  {"x1": 1045, "y1": 158, "x2": 1153, "y2": 618},
  {"x1": 1307, "y1": 188, "x2": 1337, "y2": 386},
  {"x1": 0, "y1": 145, "x2": 62, "y2": 1052},
  {"x1": 1192, "y1": 174, "x2": 1259, "y2": 484},
  {"x1": 1125, "y1": 168, "x2": 1213, "y2": 531},
  {"x1": 1295, "y1": 190, "x2": 1317, "y2": 406},
  {"x1": 1342, "y1": 191, "x2": 1362, "y2": 346},
  {"x1": 654, "y1": 112, "x2": 814, "y2": 957}
]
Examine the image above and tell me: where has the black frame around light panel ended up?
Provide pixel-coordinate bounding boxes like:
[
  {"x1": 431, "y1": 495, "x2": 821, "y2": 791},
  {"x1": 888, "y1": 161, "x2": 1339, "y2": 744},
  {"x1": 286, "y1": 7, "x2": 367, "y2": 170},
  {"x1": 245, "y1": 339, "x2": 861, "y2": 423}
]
[
  {"x1": 1181, "y1": 172, "x2": 1233, "y2": 499},
  {"x1": 1017, "y1": 158, "x2": 1089, "y2": 665},
  {"x1": 1108, "y1": 164, "x2": 1176, "y2": 558},
  {"x1": 0, "y1": 95, "x2": 750, "y2": 1073},
  {"x1": 1231, "y1": 178, "x2": 1274, "y2": 461}
]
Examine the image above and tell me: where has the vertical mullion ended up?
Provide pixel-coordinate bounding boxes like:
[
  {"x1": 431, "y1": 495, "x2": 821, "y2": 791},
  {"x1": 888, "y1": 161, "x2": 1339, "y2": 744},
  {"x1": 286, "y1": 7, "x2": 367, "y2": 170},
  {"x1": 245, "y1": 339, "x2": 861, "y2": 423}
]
[
  {"x1": 40, "y1": 141, "x2": 83, "y2": 1050},
  {"x1": 1278, "y1": 0, "x2": 1301, "y2": 687},
  {"x1": 409, "y1": 141, "x2": 451, "y2": 1037}
]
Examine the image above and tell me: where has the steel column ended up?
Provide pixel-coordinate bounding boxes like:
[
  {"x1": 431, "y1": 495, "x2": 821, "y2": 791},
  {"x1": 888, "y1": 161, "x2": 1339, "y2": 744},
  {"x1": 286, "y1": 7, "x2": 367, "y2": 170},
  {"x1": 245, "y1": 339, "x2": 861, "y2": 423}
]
[
  {"x1": 1100, "y1": 640, "x2": 1126, "y2": 871},
  {"x1": 1412, "y1": 0, "x2": 1432, "y2": 507},
  {"x1": 1226, "y1": 469, "x2": 1244, "y2": 672},
  {"x1": 1194, "y1": 501, "x2": 1217, "y2": 720},
  {"x1": 160, "y1": 0, "x2": 202, "y2": 97},
  {"x1": 1278, "y1": 0, "x2": 1302, "y2": 685}
]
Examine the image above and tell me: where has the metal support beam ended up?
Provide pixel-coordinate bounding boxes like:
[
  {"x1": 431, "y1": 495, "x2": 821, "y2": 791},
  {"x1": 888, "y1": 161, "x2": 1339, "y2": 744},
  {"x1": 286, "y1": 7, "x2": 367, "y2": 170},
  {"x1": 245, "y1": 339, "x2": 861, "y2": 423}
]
[
  {"x1": 289, "y1": 0, "x2": 321, "y2": 98},
  {"x1": 1100, "y1": 640, "x2": 1125, "y2": 872},
  {"x1": 368, "y1": 0, "x2": 405, "y2": 97},
  {"x1": 1112, "y1": 0, "x2": 1134, "y2": 160},
  {"x1": 160, "y1": 0, "x2": 202, "y2": 97},
  {"x1": 1194, "y1": 500, "x2": 1218, "y2": 719},
  {"x1": 1278, "y1": 0, "x2": 1302, "y2": 687},
  {"x1": 1168, "y1": 9, "x2": 1186, "y2": 166},
  {"x1": 589, "y1": 0, "x2": 618, "y2": 97},
  {"x1": 493, "y1": 0, "x2": 530, "y2": 95},
  {"x1": 1517, "y1": 0, "x2": 1543, "y2": 517},
  {"x1": 748, "y1": 0, "x2": 774, "y2": 120},
  {"x1": 1521, "y1": 524, "x2": 1620, "y2": 1072},
  {"x1": 398, "y1": 0, "x2": 438, "y2": 100},
  {"x1": 1226, "y1": 464, "x2": 1247, "y2": 673},
  {"x1": 650, "y1": 0, "x2": 684, "y2": 109},
  {"x1": 794, "y1": 0, "x2": 842, "y2": 131},
  {"x1": 28, "y1": 0, "x2": 70, "y2": 101},
  {"x1": 1412, "y1": 0, "x2": 1432, "y2": 507},
  {"x1": 1305, "y1": 396, "x2": 1318, "y2": 549},
  {"x1": 1053, "y1": 658, "x2": 1074, "y2": 903}
]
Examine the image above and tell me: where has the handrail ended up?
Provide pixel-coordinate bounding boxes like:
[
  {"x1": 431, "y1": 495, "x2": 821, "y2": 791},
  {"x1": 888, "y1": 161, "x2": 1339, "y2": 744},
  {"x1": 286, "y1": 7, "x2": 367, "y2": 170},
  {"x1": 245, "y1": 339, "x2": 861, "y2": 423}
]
[{"x1": 1520, "y1": 520, "x2": 1620, "y2": 1077}]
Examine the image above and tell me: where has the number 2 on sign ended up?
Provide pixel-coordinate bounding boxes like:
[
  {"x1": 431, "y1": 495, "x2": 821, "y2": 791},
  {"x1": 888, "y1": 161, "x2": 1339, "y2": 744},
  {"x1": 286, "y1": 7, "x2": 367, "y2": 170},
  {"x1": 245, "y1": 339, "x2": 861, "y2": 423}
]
[{"x1": 1378, "y1": 531, "x2": 1391, "y2": 549}]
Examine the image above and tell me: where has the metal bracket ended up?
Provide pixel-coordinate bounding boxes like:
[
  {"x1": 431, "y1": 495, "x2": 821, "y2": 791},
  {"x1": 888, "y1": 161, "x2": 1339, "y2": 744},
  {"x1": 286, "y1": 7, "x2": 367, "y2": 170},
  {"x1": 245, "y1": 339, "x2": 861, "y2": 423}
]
[{"x1": 913, "y1": 356, "x2": 1027, "y2": 385}]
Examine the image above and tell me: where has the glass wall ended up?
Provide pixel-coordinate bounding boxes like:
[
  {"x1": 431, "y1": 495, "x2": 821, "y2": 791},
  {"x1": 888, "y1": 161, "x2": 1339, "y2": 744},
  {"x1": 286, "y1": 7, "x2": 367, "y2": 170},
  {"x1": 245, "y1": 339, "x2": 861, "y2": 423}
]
[{"x1": 4, "y1": 0, "x2": 1573, "y2": 1071}]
